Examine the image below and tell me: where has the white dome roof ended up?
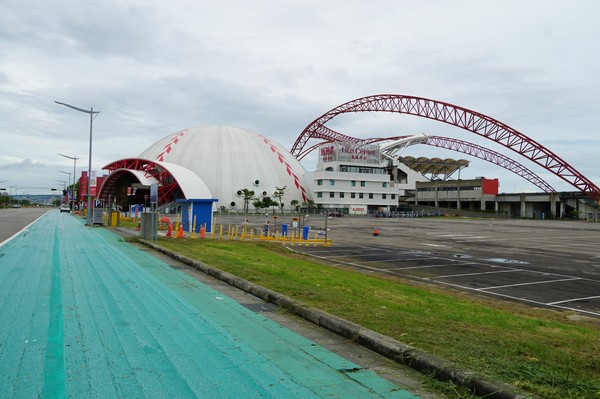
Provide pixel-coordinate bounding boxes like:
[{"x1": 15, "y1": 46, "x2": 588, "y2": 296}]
[{"x1": 138, "y1": 125, "x2": 312, "y2": 209}]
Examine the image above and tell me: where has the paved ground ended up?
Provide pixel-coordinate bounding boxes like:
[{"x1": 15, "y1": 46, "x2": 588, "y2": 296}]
[
  {"x1": 0, "y1": 210, "x2": 427, "y2": 399},
  {"x1": 0, "y1": 207, "x2": 49, "y2": 243},
  {"x1": 271, "y1": 214, "x2": 600, "y2": 318}
]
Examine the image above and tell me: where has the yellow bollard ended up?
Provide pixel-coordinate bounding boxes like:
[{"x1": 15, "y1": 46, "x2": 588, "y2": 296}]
[
  {"x1": 219, "y1": 224, "x2": 223, "y2": 239},
  {"x1": 191, "y1": 216, "x2": 197, "y2": 238}
]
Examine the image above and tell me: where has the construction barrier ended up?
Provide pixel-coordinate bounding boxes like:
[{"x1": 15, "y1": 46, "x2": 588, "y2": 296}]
[{"x1": 158, "y1": 222, "x2": 331, "y2": 246}]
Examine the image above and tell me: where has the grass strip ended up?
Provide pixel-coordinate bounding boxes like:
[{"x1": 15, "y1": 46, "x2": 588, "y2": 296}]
[{"x1": 156, "y1": 238, "x2": 600, "y2": 399}]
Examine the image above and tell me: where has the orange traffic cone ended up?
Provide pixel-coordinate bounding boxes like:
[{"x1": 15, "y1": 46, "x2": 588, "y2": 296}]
[
  {"x1": 200, "y1": 226, "x2": 206, "y2": 239},
  {"x1": 177, "y1": 224, "x2": 184, "y2": 238},
  {"x1": 165, "y1": 222, "x2": 173, "y2": 238},
  {"x1": 373, "y1": 228, "x2": 379, "y2": 236}
]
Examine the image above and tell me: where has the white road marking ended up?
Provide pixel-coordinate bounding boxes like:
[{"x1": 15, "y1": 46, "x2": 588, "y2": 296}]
[
  {"x1": 479, "y1": 277, "x2": 581, "y2": 291},
  {"x1": 434, "y1": 269, "x2": 525, "y2": 279},
  {"x1": 547, "y1": 295, "x2": 600, "y2": 305}
]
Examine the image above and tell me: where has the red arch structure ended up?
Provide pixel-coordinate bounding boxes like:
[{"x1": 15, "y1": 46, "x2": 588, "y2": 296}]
[
  {"x1": 291, "y1": 94, "x2": 600, "y2": 200},
  {"x1": 379, "y1": 135, "x2": 556, "y2": 193}
]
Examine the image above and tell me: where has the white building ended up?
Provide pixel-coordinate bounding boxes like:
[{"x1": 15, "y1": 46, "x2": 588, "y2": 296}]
[{"x1": 308, "y1": 143, "x2": 398, "y2": 215}]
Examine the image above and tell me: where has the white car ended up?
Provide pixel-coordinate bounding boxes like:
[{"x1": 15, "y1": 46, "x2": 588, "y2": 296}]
[{"x1": 59, "y1": 204, "x2": 71, "y2": 213}]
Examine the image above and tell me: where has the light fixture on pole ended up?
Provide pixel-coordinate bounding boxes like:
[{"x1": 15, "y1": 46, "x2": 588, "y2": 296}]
[
  {"x1": 55, "y1": 101, "x2": 100, "y2": 225},
  {"x1": 57, "y1": 153, "x2": 79, "y2": 213},
  {"x1": 59, "y1": 170, "x2": 72, "y2": 205}
]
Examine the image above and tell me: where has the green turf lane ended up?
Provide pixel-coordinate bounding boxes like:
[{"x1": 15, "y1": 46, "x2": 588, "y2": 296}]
[{"x1": 0, "y1": 211, "x2": 418, "y2": 398}]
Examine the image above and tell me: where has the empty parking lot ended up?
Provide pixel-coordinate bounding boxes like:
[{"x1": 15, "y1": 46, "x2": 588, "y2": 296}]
[{"x1": 289, "y1": 216, "x2": 600, "y2": 318}]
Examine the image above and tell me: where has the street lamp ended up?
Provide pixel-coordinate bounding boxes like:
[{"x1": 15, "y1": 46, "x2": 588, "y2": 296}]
[
  {"x1": 58, "y1": 153, "x2": 79, "y2": 212},
  {"x1": 55, "y1": 101, "x2": 100, "y2": 225},
  {"x1": 59, "y1": 170, "x2": 72, "y2": 207}
]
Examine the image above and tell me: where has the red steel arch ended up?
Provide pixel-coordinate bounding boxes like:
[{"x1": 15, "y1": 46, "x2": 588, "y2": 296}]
[{"x1": 291, "y1": 94, "x2": 600, "y2": 200}]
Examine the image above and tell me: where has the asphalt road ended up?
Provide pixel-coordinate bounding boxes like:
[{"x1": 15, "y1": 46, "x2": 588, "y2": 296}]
[{"x1": 0, "y1": 207, "x2": 50, "y2": 244}]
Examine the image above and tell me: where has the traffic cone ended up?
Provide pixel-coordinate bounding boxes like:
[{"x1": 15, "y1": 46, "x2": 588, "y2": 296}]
[
  {"x1": 165, "y1": 223, "x2": 173, "y2": 238},
  {"x1": 200, "y1": 225, "x2": 206, "y2": 239},
  {"x1": 373, "y1": 228, "x2": 379, "y2": 236},
  {"x1": 177, "y1": 224, "x2": 184, "y2": 238}
]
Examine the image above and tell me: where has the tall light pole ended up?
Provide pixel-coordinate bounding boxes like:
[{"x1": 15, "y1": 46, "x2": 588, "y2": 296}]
[
  {"x1": 55, "y1": 101, "x2": 100, "y2": 225},
  {"x1": 58, "y1": 153, "x2": 79, "y2": 212},
  {"x1": 59, "y1": 170, "x2": 72, "y2": 205}
]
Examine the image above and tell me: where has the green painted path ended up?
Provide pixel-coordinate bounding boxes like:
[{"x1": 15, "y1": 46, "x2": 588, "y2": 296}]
[{"x1": 0, "y1": 211, "x2": 419, "y2": 398}]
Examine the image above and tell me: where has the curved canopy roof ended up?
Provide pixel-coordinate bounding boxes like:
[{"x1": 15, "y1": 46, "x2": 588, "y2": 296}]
[
  {"x1": 397, "y1": 156, "x2": 469, "y2": 179},
  {"x1": 99, "y1": 158, "x2": 214, "y2": 206}
]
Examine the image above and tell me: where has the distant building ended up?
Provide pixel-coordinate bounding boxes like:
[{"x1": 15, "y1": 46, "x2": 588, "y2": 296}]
[
  {"x1": 413, "y1": 177, "x2": 499, "y2": 211},
  {"x1": 307, "y1": 143, "x2": 398, "y2": 215}
]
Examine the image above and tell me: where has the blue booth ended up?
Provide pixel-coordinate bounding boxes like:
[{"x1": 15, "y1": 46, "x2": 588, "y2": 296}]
[{"x1": 177, "y1": 198, "x2": 218, "y2": 233}]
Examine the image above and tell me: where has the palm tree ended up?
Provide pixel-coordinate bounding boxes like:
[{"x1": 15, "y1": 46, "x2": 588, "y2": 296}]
[
  {"x1": 273, "y1": 186, "x2": 287, "y2": 213},
  {"x1": 236, "y1": 188, "x2": 255, "y2": 216}
]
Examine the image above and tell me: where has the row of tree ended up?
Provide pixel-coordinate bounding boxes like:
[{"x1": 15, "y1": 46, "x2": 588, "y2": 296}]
[{"x1": 236, "y1": 186, "x2": 288, "y2": 213}]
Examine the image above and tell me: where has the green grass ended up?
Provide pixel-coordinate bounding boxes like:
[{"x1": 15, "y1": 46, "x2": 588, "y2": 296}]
[{"x1": 156, "y1": 238, "x2": 600, "y2": 399}]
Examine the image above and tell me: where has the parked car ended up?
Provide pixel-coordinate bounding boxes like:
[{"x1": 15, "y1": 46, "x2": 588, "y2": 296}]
[{"x1": 60, "y1": 204, "x2": 71, "y2": 213}]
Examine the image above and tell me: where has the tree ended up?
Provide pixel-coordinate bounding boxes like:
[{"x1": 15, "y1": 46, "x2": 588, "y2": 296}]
[
  {"x1": 290, "y1": 199, "x2": 299, "y2": 212},
  {"x1": 302, "y1": 199, "x2": 316, "y2": 208},
  {"x1": 253, "y1": 196, "x2": 277, "y2": 211},
  {"x1": 273, "y1": 186, "x2": 287, "y2": 213},
  {"x1": 237, "y1": 188, "x2": 255, "y2": 215}
]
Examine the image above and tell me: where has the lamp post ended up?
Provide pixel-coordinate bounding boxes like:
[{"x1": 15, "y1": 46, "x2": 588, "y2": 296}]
[
  {"x1": 55, "y1": 101, "x2": 100, "y2": 225},
  {"x1": 59, "y1": 170, "x2": 71, "y2": 205},
  {"x1": 58, "y1": 153, "x2": 79, "y2": 212}
]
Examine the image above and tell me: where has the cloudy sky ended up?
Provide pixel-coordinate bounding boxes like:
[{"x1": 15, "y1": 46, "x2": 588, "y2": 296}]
[{"x1": 1, "y1": 0, "x2": 599, "y2": 197}]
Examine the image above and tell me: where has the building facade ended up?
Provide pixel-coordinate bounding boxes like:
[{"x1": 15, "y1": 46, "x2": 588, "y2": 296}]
[
  {"x1": 308, "y1": 143, "x2": 397, "y2": 214},
  {"x1": 414, "y1": 177, "x2": 499, "y2": 211}
]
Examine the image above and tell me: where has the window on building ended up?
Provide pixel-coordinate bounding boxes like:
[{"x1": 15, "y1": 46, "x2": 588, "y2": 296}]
[
  {"x1": 329, "y1": 192, "x2": 335, "y2": 198},
  {"x1": 351, "y1": 193, "x2": 356, "y2": 199},
  {"x1": 339, "y1": 192, "x2": 345, "y2": 198},
  {"x1": 359, "y1": 193, "x2": 364, "y2": 199},
  {"x1": 391, "y1": 194, "x2": 396, "y2": 200},
  {"x1": 382, "y1": 182, "x2": 387, "y2": 188},
  {"x1": 329, "y1": 179, "x2": 335, "y2": 186},
  {"x1": 317, "y1": 180, "x2": 323, "y2": 186},
  {"x1": 351, "y1": 180, "x2": 356, "y2": 187},
  {"x1": 369, "y1": 193, "x2": 373, "y2": 199},
  {"x1": 317, "y1": 192, "x2": 322, "y2": 198},
  {"x1": 360, "y1": 181, "x2": 366, "y2": 187},
  {"x1": 382, "y1": 194, "x2": 387, "y2": 199}
]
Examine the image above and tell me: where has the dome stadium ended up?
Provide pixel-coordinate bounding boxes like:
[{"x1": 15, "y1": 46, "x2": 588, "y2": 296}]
[{"x1": 98, "y1": 125, "x2": 312, "y2": 212}]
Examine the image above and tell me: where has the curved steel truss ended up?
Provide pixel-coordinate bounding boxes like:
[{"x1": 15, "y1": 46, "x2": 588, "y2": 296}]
[
  {"x1": 99, "y1": 158, "x2": 179, "y2": 206},
  {"x1": 292, "y1": 94, "x2": 599, "y2": 200}
]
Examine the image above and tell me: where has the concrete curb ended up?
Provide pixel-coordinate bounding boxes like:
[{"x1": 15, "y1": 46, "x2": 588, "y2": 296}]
[{"x1": 141, "y1": 239, "x2": 534, "y2": 399}]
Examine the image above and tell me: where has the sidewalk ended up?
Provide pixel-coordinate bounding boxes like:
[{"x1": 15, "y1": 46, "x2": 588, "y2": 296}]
[{"x1": 0, "y1": 211, "x2": 419, "y2": 398}]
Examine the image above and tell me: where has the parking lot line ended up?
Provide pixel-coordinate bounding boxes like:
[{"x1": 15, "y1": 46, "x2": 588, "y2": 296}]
[
  {"x1": 434, "y1": 269, "x2": 526, "y2": 279},
  {"x1": 547, "y1": 295, "x2": 600, "y2": 305},
  {"x1": 478, "y1": 277, "x2": 582, "y2": 291}
]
